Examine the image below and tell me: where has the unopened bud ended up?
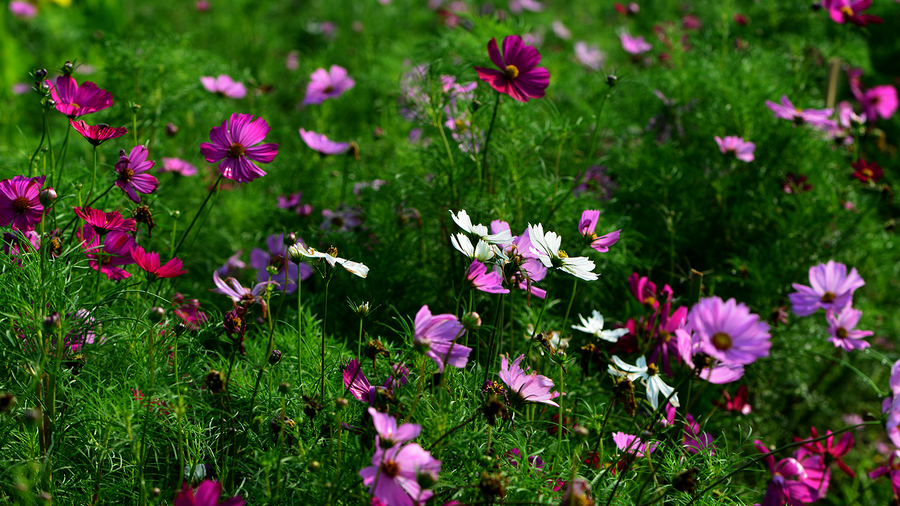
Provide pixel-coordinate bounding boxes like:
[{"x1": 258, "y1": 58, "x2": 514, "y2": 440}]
[
  {"x1": 284, "y1": 232, "x2": 297, "y2": 246},
  {"x1": 62, "y1": 61, "x2": 74, "y2": 76},
  {"x1": 46, "y1": 99, "x2": 56, "y2": 108},
  {"x1": 43, "y1": 312, "x2": 61, "y2": 330},
  {"x1": 269, "y1": 349, "x2": 282, "y2": 365},
  {"x1": 335, "y1": 397, "x2": 348, "y2": 409},
  {"x1": 810, "y1": 1, "x2": 822, "y2": 10},
  {"x1": 0, "y1": 393, "x2": 16, "y2": 413},
  {"x1": 308, "y1": 461, "x2": 321, "y2": 472},
  {"x1": 606, "y1": 75, "x2": 618, "y2": 87},
  {"x1": 40, "y1": 83, "x2": 50, "y2": 94},
  {"x1": 462, "y1": 312, "x2": 482, "y2": 331},
  {"x1": 151, "y1": 487, "x2": 161, "y2": 497},
  {"x1": 287, "y1": 244, "x2": 305, "y2": 263},
  {"x1": 640, "y1": 430, "x2": 653, "y2": 440},
  {"x1": 39, "y1": 188, "x2": 57, "y2": 207},
  {"x1": 148, "y1": 307, "x2": 165, "y2": 323},
  {"x1": 573, "y1": 425, "x2": 590, "y2": 439},
  {"x1": 165, "y1": 123, "x2": 178, "y2": 137},
  {"x1": 278, "y1": 382, "x2": 290, "y2": 394},
  {"x1": 35, "y1": 69, "x2": 48, "y2": 81},
  {"x1": 204, "y1": 370, "x2": 225, "y2": 393},
  {"x1": 175, "y1": 323, "x2": 187, "y2": 337},
  {"x1": 266, "y1": 265, "x2": 279, "y2": 276},
  {"x1": 23, "y1": 408, "x2": 41, "y2": 426},
  {"x1": 131, "y1": 103, "x2": 142, "y2": 113}
]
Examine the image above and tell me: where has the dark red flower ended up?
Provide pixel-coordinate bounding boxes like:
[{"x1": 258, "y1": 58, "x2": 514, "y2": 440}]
[
  {"x1": 713, "y1": 385, "x2": 752, "y2": 415},
  {"x1": 475, "y1": 35, "x2": 550, "y2": 103},
  {"x1": 782, "y1": 173, "x2": 812, "y2": 194},
  {"x1": 795, "y1": 427, "x2": 856, "y2": 478},
  {"x1": 851, "y1": 159, "x2": 884, "y2": 183}
]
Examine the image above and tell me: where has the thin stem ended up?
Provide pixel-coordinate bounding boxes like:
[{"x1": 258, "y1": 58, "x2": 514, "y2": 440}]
[
  {"x1": 320, "y1": 276, "x2": 333, "y2": 400},
  {"x1": 561, "y1": 279, "x2": 578, "y2": 336},
  {"x1": 173, "y1": 173, "x2": 222, "y2": 258},
  {"x1": 86, "y1": 145, "x2": 99, "y2": 204},
  {"x1": 30, "y1": 106, "x2": 48, "y2": 168},
  {"x1": 429, "y1": 411, "x2": 480, "y2": 451},
  {"x1": 296, "y1": 269, "x2": 304, "y2": 394},
  {"x1": 480, "y1": 91, "x2": 501, "y2": 194}
]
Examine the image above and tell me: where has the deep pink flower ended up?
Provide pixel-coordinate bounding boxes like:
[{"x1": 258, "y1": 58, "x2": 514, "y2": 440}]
[
  {"x1": 825, "y1": 304, "x2": 872, "y2": 351},
  {"x1": 0, "y1": 175, "x2": 45, "y2": 231},
  {"x1": 823, "y1": 0, "x2": 883, "y2": 26},
  {"x1": 857, "y1": 85, "x2": 898, "y2": 121},
  {"x1": 199, "y1": 113, "x2": 278, "y2": 183},
  {"x1": 3, "y1": 230, "x2": 40, "y2": 257},
  {"x1": 210, "y1": 270, "x2": 275, "y2": 316},
  {"x1": 756, "y1": 441, "x2": 819, "y2": 506},
  {"x1": 131, "y1": 245, "x2": 186, "y2": 279},
  {"x1": 359, "y1": 441, "x2": 440, "y2": 506},
  {"x1": 578, "y1": 210, "x2": 621, "y2": 253},
  {"x1": 414, "y1": 305, "x2": 470, "y2": 372},
  {"x1": 714, "y1": 135, "x2": 755, "y2": 162},
  {"x1": 687, "y1": 296, "x2": 771, "y2": 366},
  {"x1": 299, "y1": 128, "x2": 350, "y2": 155},
  {"x1": 474, "y1": 35, "x2": 550, "y2": 103},
  {"x1": 200, "y1": 75, "x2": 247, "y2": 99},
  {"x1": 788, "y1": 260, "x2": 864, "y2": 317},
  {"x1": 9, "y1": 1, "x2": 37, "y2": 19},
  {"x1": 765, "y1": 95, "x2": 835, "y2": 130},
  {"x1": 369, "y1": 408, "x2": 422, "y2": 448},
  {"x1": 69, "y1": 119, "x2": 127, "y2": 146},
  {"x1": 303, "y1": 65, "x2": 355, "y2": 105},
  {"x1": 114, "y1": 145, "x2": 158, "y2": 203},
  {"x1": 683, "y1": 414, "x2": 715, "y2": 455},
  {"x1": 343, "y1": 359, "x2": 377, "y2": 404},
  {"x1": 795, "y1": 427, "x2": 855, "y2": 478},
  {"x1": 46, "y1": 76, "x2": 113, "y2": 118},
  {"x1": 629, "y1": 272, "x2": 670, "y2": 310},
  {"x1": 620, "y1": 33, "x2": 652, "y2": 55},
  {"x1": 613, "y1": 431, "x2": 656, "y2": 456},
  {"x1": 173, "y1": 480, "x2": 244, "y2": 506},
  {"x1": 466, "y1": 260, "x2": 509, "y2": 294},
  {"x1": 249, "y1": 233, "x2": 311, "y2": 294},
  {"x1": 160, "y1": 157, "x2": 198, "y2": 176},
  {"x1": 869, "y1": 450, "x2": 900, "y2": 497},
  {"x1": 74, "y1": 207, "x2": 136, "y2": 236},
  {"x1": 713, "y1": 385, "x2": 752, "y2": 415},
  {"x1": 79, "y1": 227, "x2": 136, "y2": 280},
  {"x1": 172, "y1": 293, "x2": 208, "y2": 330},
  {"x1": 649, "y1": 304, "x2": 687, "y2": 375},
  {"x1": 498, "y1": 354, "x2": 559, "y2": 406}
]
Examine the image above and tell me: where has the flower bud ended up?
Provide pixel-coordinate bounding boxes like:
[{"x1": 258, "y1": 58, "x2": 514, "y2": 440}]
[
  {"x1": 151, "y1": 488, "x2": 161, "y2": 497},
  {"x1": 131, "y1": 103, "x2": 142, "y2": 113},
  {"x1": 269, "y1": 349, "x2": 282, "y2": 365},
  {"x1": 573, "y1": 425, "x2": 590, "y2": 439},
  {"x1": 40, "y1": 83, "x2": 50, "y2": 94},
  {"x1": 22, "y1": 408, "x2": 41, "y2": 426},
  {"x1": 36, "y1": 491, "x2": 52, "y2": 505},
  {"x1": 148, "y1": 307, "x2": 165, "y2": 323},
  {"x1": 335, "y1": 397, "x2": 348, "y2": 410},
  {"x1": 165, "y1": 122, "x2": 179, "y2": 137},
  {"x1": 287, "y1": 244, "x2": 305, "y2": 263},
  {"x1": 307, "y1": 461, "x2": 321, "y2": 473},
  {"x1": 606, "y1": 75, "x2": 618, "y2": 87},
  {"x1": 810, "y1": 1, "x2": 822, "y2": 10},
  {"x1": 43, "y1": 312, "x2": 61, "y2": 330},
  {"x1": 39, "y1": 188, "x2": 57, "y2": 207},
  {"x1": 35, "y1": 69, "x2": 48, "y2": 81},
  {"x1": 462, "y1": 312, "x2": 482, "y2": 331},
  {"x1": 46, "y1": 99, "x2": 56, "y2": 108},
  {"x1": 266, "y1": 265, "x2": 280, "y2": 276},
  {"x1": 478, "y1": 471, "x2": 506, "y2": 499},
  {"x1": 62, "y1": 61, "x2": 74, "y2": 76},
  {"x1": 278, "y1": 382, "x2": 290, "y2": 394},
  {"x1": 175, "y1": 323, "x2": 187, "y2": 338},
  {"x1": 204, "y1": 370, "x2": 225, "y2": 393},
  {"x1": 283, "y1": 232, "x2": 297, "y2": 246}
]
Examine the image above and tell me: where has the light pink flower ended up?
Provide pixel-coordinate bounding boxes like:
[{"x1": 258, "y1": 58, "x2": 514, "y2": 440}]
[
  {"x1": 714, "y1": 135, "x2": 755, "y2": 162},
  {"x1": 788, "y1": 260, "x2": 865, "y2": 317},
  {"x1": 159, "y1": 158, "x2": 198, "y2": 176},
  {"x1": 466, "y1": 260, "x2": 509, "y2": 294},
  {"x1": 498, "y1": 354, "x2": 559, "y2": 406},
  {"x1": 200, "y1": 75, "x2": 247, "y2": 99},
  {"x1": 303, "y1": 65, "x2": 355, "y2": 105},
  {"x1": 620, "y1": 33, "x2": 651, "y2": 55},
  {"x1": 826, "y1": 305, "x2": 872, "y2": 351}
]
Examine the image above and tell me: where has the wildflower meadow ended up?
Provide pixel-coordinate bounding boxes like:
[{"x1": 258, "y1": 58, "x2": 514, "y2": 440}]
[{"x1": 2, "y1": 0, "x2": 900, "y2": 504}]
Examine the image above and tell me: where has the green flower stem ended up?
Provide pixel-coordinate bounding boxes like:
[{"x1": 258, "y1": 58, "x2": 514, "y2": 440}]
[
  {"x1": 86, "y1": 145, "x2": 98, "y2": 204},
  {"x1": 173, "y1": 173, "x2": 222, "y2": 258},
  {"x1": 319, "y1": 275, "x2": 333, "y2": 400},
  {"x1": 296, "y1": 270, "x2": 304, "y2": 394},
  {"x1": 480, "y1": 91, "x2": 501, "y2": 193}
]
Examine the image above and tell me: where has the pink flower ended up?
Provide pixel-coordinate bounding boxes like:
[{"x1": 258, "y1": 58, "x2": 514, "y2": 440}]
[
  {"x1": 199, "y1": 113, "x2": 278, "y2": 183},
  {"x1": 620, "y1": 33, "x2": 651, "y2": 55},
  {"x1": 69, "y1": 120, "x2": 127, "y2": 146},
  {"x1": 172, "y1": 294, "x2": 208, "y2": 330},
  {"x1": 359, "y1": 442, "x2": 441, "y2": 506},
  {"x1": 714, "y1": 135, "x2": 755, "y2": 162},
  {"x1": 869, "y1": 450, "x2": 900, "y2": 497},
  {"x1": 200, "y1": 75, "x2": 247, "y2": 99},
  {"x1": 823, "y1": 0, "x2": 883, "y2": 26},
  {"x1": 756, "y1": 441, "x2": 819, "y2": 506},
  {"x1": 114, "y1": 145, "x2": 158, "y2": 203},
  {"x1": 788, "y1": 260, "x2": 865, "y2": 317},
  {"x1": 210, "y1": 270, "x2": 275, "y2": 316},
  {"x1": 686, "y1": 296, "x2": 771, "y2": 366},
  {"x1": 159, "y1": 157, "x2": 198, "y2": 176},
  {"x1": 796, "y1": 427, "x2": 855, "y2": 478},
  {"x1": 0, "y1": 175, "x2": 45, "y2": 231},
  {"x1": 74, "y1": 207, "x2": 136, "y2": 236},
  {"x1": 131, "y1": 245, "x2": 186, "y2": 279},
  {"x1": 683, "y1": 414, "x2": 715, "y2": 455},
  {"x1": 369, "y1": 408, "x2": 422, "y2": 448},
  {"x1": 414, "y1": 305, "x2": 470, "y2": 372},
  {"x1": 475, "y1": 35, "x2": 550, "y2": 103},
  {"x1": 613, "y1": 431, "x2": 657, "y2": 456},
  {"x1": 195, "y1": 0, "x2": 210, "y2": 11},
  {"x1": 466, "y1": 260, "x2": 509, "y2": 294},
  {"x1": 826, "y1": 304, "x2": 872, "y2": 351},
  {"x1": 299, "y1": 128, "x2": 351, "y2": 155},
  {"x1": 173, "y1": 480, "x2": 244, "y2": 506},
  {"x1": 9, "y1": 1, "x2": 37, "y2": 19},
  {"x1": 286, "y1": 51, "x2": 299, "y2": 70},
  {"x1": 713, "y1": 385, "x2": 752, "y2": 415},
  {"x1": 574, "y1": 42, "x2": 605, "y2": 71},
  {"x1": 508, "y1": 0, "x2": 544, "y2": 13},
  {"x1": 857, "y1": 85, "x2": 898, "y2": 121},
  {"x1": 46, "y1": 75, "x2": 113, "y2": 118},
  {"x1": 498, "y1": 354, "x2": 559, "y2": 406},
  {"x1": 578, "y1": 210, "x2": 621, "y2": 253},
  {"x1": 303, "y1": 65, "x2": 355, "y2": 105},
  {"x1": 765, "y1": 95, "x2": 835, "y2": 130},
  {"x1": 343, "y1": 359, "x2": 377, "y2": 403},
  {"x1": 78, "y1": 227, "x2": 136, "y2": 280}
]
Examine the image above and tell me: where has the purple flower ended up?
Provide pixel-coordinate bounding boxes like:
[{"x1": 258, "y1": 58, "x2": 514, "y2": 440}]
[
  {"x1": 613, "y1": 431, "x2": 657, "y2": 456},
  {"x1": 676, "y1": 329, "x2": 746, "y2": 383},
  {"x1": 574, "y1": 41, "x2": 605, "y2": 71},
  {"x1": 159, "y1": 158, "x2": 198, "y2": 176},
  {"x1": 466, "y1": 260, "x2": 509, "y2": 294},
  {"x1": 353, "y1": 180, "x2": 388, "y2": 195},
  {"x1": 321, "y1": 206, "x2": 362, "y2": 231},
  {"x1": 303, "y1": 65, "x2": 355, "y2": 105},
  {"x1": 788, "y1": 260, "x2": 865, "y2": 317},
  {"x1": 826, "y1": 305, "x2": 872, "y2": 351},
  {"x1": 9, "y1": 1, "x2": 37, "y2": 19},
  {"x1": 115, "y1": 145, "x2": 158, "y2": 203},
  {"x1": 277, "y1": 192, "x2": 313, "y2": 217},
  {"x1": 173, "y1": 480, "x2": 244, "y2": 506},
  {"x1": 210, "y1": 270, "x2": 275, "y2": 316},
  {"x1": 199, "y1": 113, "x2": 278, "y2": 184},
  {"x1": 299, "y1": 128, "x2": 351, "y2": 155},
  {"x1": 474, "y1": 35, "x2": 550, "y2": 103},
  {"x1": 414, "y1": 305, "x2": 470, "y2": 372},
  {"x1": 498, "y1": 354, "x2": 559, "y2": 406},
  {"x1": 359, "y1": 442, "x2": 440, "y2": 506},
  {"x1": 714, "y1": 136, "x2": 755, "y2": 162},
  {"x1": 869, "y1": 450, "x2": 900, "y2": 497},
  {"x1": 12, "y1": 82, "x2": 31, "y2": 95},
  {"x1": 683, "y1": 414, "x2": 715, "y2": 455},
  {"x1": 765, "y1": 95, "x2": 836, "y2": 130},
  {"x1": 573, "y1": 165, "x2": 617, "y2": 200},
  {"x1": 200, "y1": 75, "x2": 247, "y2": 99},
  {"x1": 216, "y1": 250, "x2": 246, "y2": 277},
  {"x1": 46, "y1": 75, "x2": 113, "y2": 118},
  {"x1": 343, "y1": 359, "x2": 377, "y2": 403},
  {"x1": 620, "y1": 33, "x2": 651, "y2": 55},
  {"x1": 0, "y1": 175, "x2": 45, "y2": 231},
  {"x1": 686, "y1": 296, "x2": 771, "y2": 366},
  {"x1": 249, "y1": 234, "x2": 311, "y2": 294},
  {"x1": 578, "y1": 210, "x2": 621, "y2": 253},
  {"x1": 369, "y1": 408, "x2": 422, "y2": 448}
]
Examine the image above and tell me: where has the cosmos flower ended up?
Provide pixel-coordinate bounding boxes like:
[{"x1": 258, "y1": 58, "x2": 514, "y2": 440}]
[
  {"x1": 65, "y1": 309, "x2": 98, "y2": 352},
  {"x1": 714, "y1": 136, "x2": 755, "y2": 162},
  {"x1": 869, "y1": 450, "x2": 900, "y2": 497},
  {"x1": 250, "y1": 233, "x2": 312, "y2": 293},
  {"x1": 114, "y1": 145, "x2": 158, "y2": 203},
  {"x1": 782, "y1": 173, "x2": 813, "y2": 194},
  {"x1": 474, "y1": 35, "x2": 550, "y2": 103},
  {"x1": 528, "y1": 223, "x2": 598, "y2": 281},
  {"x1": 369, "y1": 408, "x2": 422, "y2": 448},
  {"x1": 686, "y1": 296, "x2": 771, "y2": 366},
  {"x1": 199, "y1": 113, "x2": 278, "y2": 183},
  {"x1": 159, "y1": 158, "x2": 198, "y2": 176},
  {"x1": 628, "y1": 272, "x2": 669, "y2": 309},
  {"x1": 675, "y1": 328, "x2": 746, "y2": 384},
  {"x1": 3, "y1": 230, "x2": 40, "y2": 257},
  {"x1": 303, "y1": 65, "x2": 355, "y2": 105},
  {"x1": 765, "y1": 95, "x2": 835, "y2": 130},
  {"x1": 620, "y1": 33, "x2": 651, "y2": 55},
  {"x1": 613, "y1": 431, "x2": 657, "y2": 456},
  {"x1": 683, "y1": 414, "x2": 715, "y2": 455},
  {"x1": 857, "y1": 85, "x2": 898, "y2": 121},
  {"x1": 508, "y1": 0, "x2": 544, "y2": 13},
  {"x1": 45, "y1": 75, "x2": 113, "y2": 118},
  {"x1": 608, "y1": 355, "x2": 679, "y2": 409},
  {"x1": 466, "y1": 260, "x2": 509, "y2": 294},
  {"x1": 321, "y1": 206, "x2": 363, "y2": 231},
  {"x1": 489, "y1": 220, "x2": 547, "y2": 298},
  {"x1": 825, "y1": 304, "x2": 872, "y2": 351},
  {"x1": 413, "y1": 305, "x2": 470, "y2": 372},
  {"x1": 299, "y1": 128, "x2": 351, "y2": 155},
  {"x1": 451, "y1": 234, "x2": 495, "y2": 262},
  {"x1": 9, "y1": 1, "x2": 38, "y2": 19},
  {"x1": 359, "y1": 441, "x2": 440, "y2": 506},
  {"x1": 343, "y1": 359, "x2": 377, "y2": 404},
  {"x1": 650, "y1": 304, "x2": 687, "y2": 376},
  {"x1": 788, "y1": 260, "x2": 865, "y2": 317},
  {"x1": 498, "y1": 353, "x2": 559, "y2": 406},
  {"x1": 823, "y1": 0, "x2": 883, "y2": 26},
  {"x1": 851, "y1": 160, "x2": 883, "y2": 183},
  {"x1": 0, "y1": 175, "x2": 45, "y2": 231},
  {"x1": 574, "y1": 42, "x2": 605, "y2": 71},
  {"x1": 450, "y1": 210, "x2": 512, "y2": 245},
  {"x1": 216, "y1": 250, "x2": 246, "y2": 278},
  {"x1": 287, "y1": 241, "x2": 369, "y2": 278},
  {"x1": 571, "y1": 310, "x2": 629, "y2": 342},
  {"x1": 210, "y1": 270, "x2": 275, "y2": 316},
  {"x1": 573, "y1": 165, "x2": 617, "y2": 200},
  {"x1": 200, "y1": 75, "x2": 247, "y2": 99},
  {"x1": 78, "y1": 227, "x2": 137, "y2": 280},
  {"x1": 172, "y1": 293, "x2": 209, "y2": 330},
  {"x1": 578, "y1": 210, "x2": 621, "y2": 253},
  {"x1": 796, "y1": 427, "x2": 855, "y2": 478},
  {"x1": 173, "y1": 480, "x2": 244, "y2": 506},
  {"x1": 756, "y1": 441, "x2": 828, "y2": 506},
  {"x1": 69, "y1": 120, "x2": 127, "y2": 146},
  {"x1": 131, "y1": 245, "x2": 186, "y2": 279},
  {"x1": 74, "y1": 207, "x2": 136, "y2": 236},
  {"x1": 713, "y1": 385, "x2": 752, "y2": 415}
]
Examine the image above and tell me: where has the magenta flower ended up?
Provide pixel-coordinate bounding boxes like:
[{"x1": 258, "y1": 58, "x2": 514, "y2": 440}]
[
  {"x1": 303, "y1": 65, "x2": 355, "y2": 105},
  {"x1": 788, "y1": 260, "x2": 865, "y2": 317},
  {"x1": 210, "y1": 270, "x2": 275, "y2": 316},
  {"x1": 687, "y1": 296, "x2": 771, "y2": 366},
  {"x1": 65, "y1": 309, "x2": 97, "y2": 351},
  {"x1": 0, "y1": 175, "x2": 45, "y2": 231},
  {"x1": 491, "y1": 220, "x2": 548, "y2": 299},
  {"x1": 676, "y1": 328, "x2": 746, "y2": 383},
  {"x1": 629, "y1": 272, "x2": 669, "y2": 310},
  {"x1": 3, "y1": 230, "x2": 40, "y2": 257},
  {"x1": 173, "y1": 480, "x2": 244, "y2": 506},
  {"x1": 69, "y1": 120, "x2": 127, "y2": 146},
  {"x1": 870, "y1": 450, "x2": 900, "y2": 497},
  {"x1": 78, "y1": 227, "x2": 137, "y2": 280},
  {"x1": 825, "y1": 304, "x2": 872, "y2": 351},
  {"x1": 620, "y1": 33, "x2": 652, "y2": 55},
  {"x1": 277, "y1": 191, "x2": 313, "y2": 216},
  {"x1": 74, "y1": 207, "x2": 136, "y2": 236},
  {"x1": 713, "y1": 385, "x2": 752, "y2": 415},
  {"x1": 369, "y1": 408, "x2": 422, "y2": 448},
  {"x1": 796, "y1": 427, "x2": 855, "y2": 478},
  {"x1": 714, "y1": 135, "x2": 755, "y2": 162},
  {"x1": 578, "y1": 210, "x2": 621, "y2": 253},
  {"x1": 857, "y1": 85, "x2": 898, "y2": 121},
  {"x1": 765, "y1": 95, "x2": 836, "y2": 130},
  {"x1": 131, "y1": 245, "x2": 186, "y2": 279},
  {"x1": 823, "y1": 0, "x2": 883, "y2": 26},
  {"x1": 613, "y1": 431, "x2": 657, "y2": 456},
  {"x1": 46, "y1": 76, "x2": 113, "y2": 118},
  {"x1": 359, "y1": 441, "x2": 440, "y2": 506},
  {"x1": 474, "y1": 35, "x2": 550, "y2": 103},
  {"x1": 649, "y1": 304, "x2": 687, "y2": 376},
  {"x1": 200, "y1": 113, "x2": 278, "y2": 183},
  {"x1": 114, "y1": 145, "x2": 158, "y2": 203},
  {"x1": 413, "y1": 305, "x2": 470, "y2": 372},
  {"x1": 466, "y1": 260, "x2": 509, "y2": 294},
  {"x1": 160, "y1": 158, "x2": 198, "y2": 176},
  {"x1": 299, "y1": 128, "x2": 351, "y2": 155},
  {"x1": 9, "y1": 1, "x2": 37, "y2": 19},
  {"x1": 756, "y1": 441, "x2": 819, "y2": 506},
  {"x1": 200, "y1": 75, "x2": 247, "y2": 99},
  {"x1": 343, "y1": 359, "x2": 377, "y2": 403},
  {"x1": 249, "y1": 233, "x2": 311, "y2": 294},
  {"x1": 683, "y1": 414, "x2": 715, "y2": 455},
  {"x1": 172, "y1": 293, "x2": 209, "y2": 330},
  {"x1": 498, "y1": 354, "x2": 559, "y2": 406}
]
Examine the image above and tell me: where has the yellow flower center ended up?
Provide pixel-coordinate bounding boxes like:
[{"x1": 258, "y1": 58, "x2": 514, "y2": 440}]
[
  {"x1": 840, "y1": 6, "x2": 854, "y2": 16},
  {"x1": 821, "y1": 291, "x2": 836, "y2": 303},
  {"x1": 504, "y1": 65, "x2": 519, "y2": 79},
  {"x1": 557, "y1": 249, "x2": 569, "y2": 259},
  {"x1": 229, "y1": 143, "x2": 246, "y2": 157},
  {"x1": 711, "y1": 332, "x2": 732, "y2": 351},
  {"x1": 647, "y1": 363, "x2": 659, "y2": 376},
  {"x1": 119, "y1": 168, "x2": 134, "y2": 181},
  {"x1": 862, "y1": 168, "x2": 873, "y2": 179},
  {"x1": 659, "y1": 329, "x2": 671, "y2": 342}
]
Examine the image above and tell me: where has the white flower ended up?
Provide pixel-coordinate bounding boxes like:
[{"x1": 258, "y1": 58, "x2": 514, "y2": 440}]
[
  {"x1": 572, "y1": 310, "x2": 629, "y2": 342},
  {"x1": 608, "y1": 355, "x2": 679, "y2": 409},
  {"x1": 287, "y1": 242, "x2": 368, "y2": 278},
  {"x1": 450, "y1": 233, "x2": 495, "y2": 262},
  {"x1": 336, "y1": 259, "x2": 369, "y2": 278},
  {"x1": 527, "y1": 223, "x2": 598, "y2": 281},
  {"x1": 450, "y1": 209, "x2": 513, "y2": 245}
]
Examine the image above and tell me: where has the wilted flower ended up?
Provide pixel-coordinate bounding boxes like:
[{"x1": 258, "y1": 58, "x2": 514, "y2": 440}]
[
  {"x1": 199, "y1": 113, "x2": 278, "y2": 183},
  {"x1": 200, "y1": 75, "x2": 247, "y2": 99}
]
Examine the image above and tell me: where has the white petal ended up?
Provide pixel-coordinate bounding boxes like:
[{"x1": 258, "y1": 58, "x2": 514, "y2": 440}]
[
  {"x1": 474, "y1": 240, "x2": 495, "y2": 262},
  {"x1": 598, "y1": 328, "x2": 629, "y2": 343},
  {"x1": 451, "y1": 233, "x2": 474, "y2": 258}
]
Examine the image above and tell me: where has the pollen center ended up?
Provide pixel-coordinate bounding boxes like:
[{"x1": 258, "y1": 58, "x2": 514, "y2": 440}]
[
  {"x1": 12, "y1": 196, "x2": 31, "y2": 213},
  {"x1": 659, "y1": 329, "x2": 671, "y2": 342},
  {"x1": 71, "y1": 103, "x2": 81, "y2": 109},
  {"x1": 840, "y1": 6, "x2": 854, "y2": 16},
  {"x1": 229, "y1": 143, "x2": 246, "y2": 157},
  {"x1": 323, "y1": 85, "x2": 335, "y2": 93},
  {"x1": 821, "y1": 291, "x2": 836, "y2": 303},
  {"x1": 504, "y1": 65, "x2": 519, "y2": 79},
  {"x1": 836, "y1": 327, "x2": 848, "y2": 339},
  {"x1": 711, "y1": 332, "x2": 733, "y2": 351},
  {"x1": 647, "y1": 363, "x2": 659, "y2": 376},
  {"x1": 381, "y1": 460, "x2": 400, "y2": 478},
  {"x1": 557, "y1": 250, "x2": 569, "y2": 259},
  {"x1": 862, "y1": 169, "x2": 873, "y2": 178},
  {"x1": 119, "y1": 168, "x2": 134, "y2": 180}
]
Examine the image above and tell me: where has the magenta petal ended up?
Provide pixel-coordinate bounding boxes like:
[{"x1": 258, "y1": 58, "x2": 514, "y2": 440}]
[
  {"x1": 244, "y1": 143, "x2": 279, "y2": 163},
  {"x1": 486, "y1": 37, "x2": 505, "y2": 69}
]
